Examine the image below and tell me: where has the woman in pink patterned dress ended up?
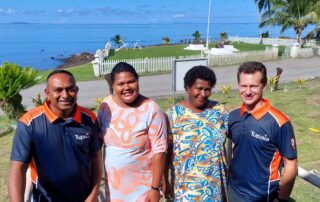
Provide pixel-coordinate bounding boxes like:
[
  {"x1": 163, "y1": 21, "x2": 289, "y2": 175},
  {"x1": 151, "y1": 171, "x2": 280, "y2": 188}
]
[{"x1": 97, "y1": 62, "x2": 167, "y2": 202}]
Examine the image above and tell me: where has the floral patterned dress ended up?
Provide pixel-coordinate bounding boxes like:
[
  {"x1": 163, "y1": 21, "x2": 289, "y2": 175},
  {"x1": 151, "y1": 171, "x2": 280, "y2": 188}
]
[
  {"x1": 97, "y1": 95, "x2": 167, "y2": 202},
  {"x1": 167, "y1": 100, "x2": 228, "y2": 202}
]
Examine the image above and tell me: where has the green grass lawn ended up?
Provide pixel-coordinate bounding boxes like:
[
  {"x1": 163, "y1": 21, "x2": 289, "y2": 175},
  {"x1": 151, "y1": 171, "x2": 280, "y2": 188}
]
[{"x1": 38, "y1": 42, "x2": 270, "y2": 82}]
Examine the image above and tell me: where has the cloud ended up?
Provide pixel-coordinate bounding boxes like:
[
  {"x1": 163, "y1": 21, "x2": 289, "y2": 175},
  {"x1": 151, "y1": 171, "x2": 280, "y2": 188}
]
[
  {"x1": 57, "y1": 9, "x2": 77, "y2": 15},
  {"x1": 173, "y1": 14, "x2": 184, "y2": 18},
  {"x1": 0, "y1": 8, "x2": 18, "y2": 15}
]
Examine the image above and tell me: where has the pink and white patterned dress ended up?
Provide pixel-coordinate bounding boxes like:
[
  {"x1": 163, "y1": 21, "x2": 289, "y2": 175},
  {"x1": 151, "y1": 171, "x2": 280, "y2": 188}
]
[{"x1": 97, "y1": 95, "x2": 167, "y2": 202}]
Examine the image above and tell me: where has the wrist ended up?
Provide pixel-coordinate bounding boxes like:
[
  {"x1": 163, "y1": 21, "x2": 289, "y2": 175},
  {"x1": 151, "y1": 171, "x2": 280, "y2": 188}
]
[{"x1": 151, "y1": 186, "x2": 160, "y2": 192}]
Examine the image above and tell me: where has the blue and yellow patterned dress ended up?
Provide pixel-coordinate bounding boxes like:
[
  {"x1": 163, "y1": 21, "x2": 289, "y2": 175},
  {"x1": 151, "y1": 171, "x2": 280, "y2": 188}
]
[{"x1": 168, "y1": 100, "x2": 228, "y2": 202}]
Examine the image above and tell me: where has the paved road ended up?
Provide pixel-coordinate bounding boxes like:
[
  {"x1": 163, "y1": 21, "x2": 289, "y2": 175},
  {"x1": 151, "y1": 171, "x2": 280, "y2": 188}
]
[{"x1": 2, "y1": 57, "x2": 319, "y2": 115}]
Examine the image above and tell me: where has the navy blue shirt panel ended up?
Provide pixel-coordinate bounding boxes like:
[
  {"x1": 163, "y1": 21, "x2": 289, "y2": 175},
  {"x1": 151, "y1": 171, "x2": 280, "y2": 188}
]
[{"x1": 228, "y1": 101, "x2": 297, "y2": 201}]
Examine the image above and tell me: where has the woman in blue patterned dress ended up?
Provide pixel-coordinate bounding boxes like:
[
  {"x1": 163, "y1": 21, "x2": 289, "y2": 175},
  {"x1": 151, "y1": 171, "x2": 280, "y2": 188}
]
[{"x1": 166, "y1": 65, "x2": 229, "y2": 202}]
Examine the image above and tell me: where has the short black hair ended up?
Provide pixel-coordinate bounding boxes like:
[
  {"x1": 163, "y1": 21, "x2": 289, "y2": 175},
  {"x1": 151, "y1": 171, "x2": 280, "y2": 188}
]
[
  {"x1": 184, "y1": 65, "x2": 217, "y2": 90},
  {"x1": 110, "y1": 62, "x2": 139, "y2": 84},
  {"x1": 46, "y1": 69, "x2": 76, "y2": 86},
  {"x1": 237, "y1": 61, "x2": 267, "y2": 86}
]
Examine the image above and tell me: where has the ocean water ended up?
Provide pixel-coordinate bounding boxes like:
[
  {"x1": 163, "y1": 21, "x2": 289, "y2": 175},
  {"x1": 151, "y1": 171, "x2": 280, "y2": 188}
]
[{"x1": 0, "y1": 23, "x2": 303, "y2": 70}]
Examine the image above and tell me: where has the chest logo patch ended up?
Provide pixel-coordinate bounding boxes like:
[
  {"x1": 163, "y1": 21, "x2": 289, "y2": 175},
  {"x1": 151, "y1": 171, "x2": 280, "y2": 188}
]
[
  {"x1": 250, "y1": 130, "x2": 269, "y2": 142},
  {"x1": 75, "y1": 133, "x2": 90, "y2": 141}
]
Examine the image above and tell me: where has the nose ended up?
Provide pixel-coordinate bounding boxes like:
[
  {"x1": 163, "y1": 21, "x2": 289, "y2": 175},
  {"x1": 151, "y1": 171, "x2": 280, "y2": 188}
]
[
  {"x1": 61, "y1": 89, "x2": 69, "y2": 98},
  {"x1": 244, "y1": 87, "x2": 251, "y2": 94},
  {"x1": 124, "y1": 83, "x2": 131, "y2": 90}
]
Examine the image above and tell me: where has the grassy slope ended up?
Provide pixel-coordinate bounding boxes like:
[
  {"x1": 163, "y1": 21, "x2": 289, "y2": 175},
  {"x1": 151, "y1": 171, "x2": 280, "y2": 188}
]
[{"x1": 38, "y1": 42, "x2": 270, "y2": 82}]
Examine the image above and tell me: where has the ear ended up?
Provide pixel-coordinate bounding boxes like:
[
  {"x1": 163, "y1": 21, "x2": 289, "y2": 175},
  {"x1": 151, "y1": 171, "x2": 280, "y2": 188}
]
[
  {"x1": 44, "y1": 88, "x2": 49, "y2": 97},
  {"x1": 75, "y1": 86, "x2": 79, "y2": 92}
]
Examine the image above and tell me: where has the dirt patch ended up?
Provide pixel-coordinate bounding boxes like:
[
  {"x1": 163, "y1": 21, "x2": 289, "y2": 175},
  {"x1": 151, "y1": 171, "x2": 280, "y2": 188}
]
[{"x1": 56, "y1": 52, "x2": 94, "y2": 69}]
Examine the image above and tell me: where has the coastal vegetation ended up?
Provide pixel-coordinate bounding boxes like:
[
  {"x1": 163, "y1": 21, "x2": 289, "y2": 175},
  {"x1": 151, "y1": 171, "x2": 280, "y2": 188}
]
[
  {"x1": 162, "y1": 36, "x2": 170, "y2": 45},
  {"x1": 0, "y1": 63, "x2": 42, "y2": 120},
  {"x1": 258, "y1": 0, "x2": 320, "y2": 46},
  {"x1": 112, "y1": 34, "x2": 122, "y2": 48},
  {"x1": 1, "y1": 77, "x2": 320, "y2": 201},
  {"x1": 192, "y1": 30, "x2": 201, "y2": 44}
]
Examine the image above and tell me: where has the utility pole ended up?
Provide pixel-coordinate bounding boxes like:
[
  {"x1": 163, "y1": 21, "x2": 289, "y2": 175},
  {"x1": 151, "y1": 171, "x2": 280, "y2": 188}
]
[{"x1": 206, "y1": 0, "x2": 212, "y2": 50}]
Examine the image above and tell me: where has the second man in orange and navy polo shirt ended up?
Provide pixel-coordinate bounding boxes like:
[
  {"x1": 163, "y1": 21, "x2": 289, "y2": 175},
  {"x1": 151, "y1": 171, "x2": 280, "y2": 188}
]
[{"x1": 227, "y1": 61, "x2": 298, "y2": 202}]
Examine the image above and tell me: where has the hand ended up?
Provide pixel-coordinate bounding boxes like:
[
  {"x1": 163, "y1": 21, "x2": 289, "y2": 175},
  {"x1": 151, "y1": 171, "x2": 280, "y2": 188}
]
[{"x1": 146, "y1": 189, "x2": 161, "y2": 202}]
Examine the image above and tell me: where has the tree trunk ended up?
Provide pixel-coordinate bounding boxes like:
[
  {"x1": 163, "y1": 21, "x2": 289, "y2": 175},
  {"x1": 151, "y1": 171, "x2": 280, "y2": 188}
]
[{"x1": 0, "y1": 94, "x2": 25, "y2": 120}]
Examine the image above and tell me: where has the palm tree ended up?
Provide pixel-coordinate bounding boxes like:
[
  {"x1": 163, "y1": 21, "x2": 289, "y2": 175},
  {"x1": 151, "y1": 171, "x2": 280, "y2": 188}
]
[
  {"x1": 304, "y1": 1, "x2": 320, "y2": 43},
  {"x1": 112, "y1": 34, "x2": 122, "y2": 48},
  {"x1": 255, "y1": 0, "x2": 273, "y2": 37},
  {"x1": 0, "y1": 63, "x2": 42, "y2": 120},
  {"x1": 192, "y1": 31, "x2": 201, "y2": 44},
  {"x1": 162, "y1": 36, "x2": 170, "y2": 45},
  {"x1": 260, "y1": 0, "x2": 319, "y2": 46}
]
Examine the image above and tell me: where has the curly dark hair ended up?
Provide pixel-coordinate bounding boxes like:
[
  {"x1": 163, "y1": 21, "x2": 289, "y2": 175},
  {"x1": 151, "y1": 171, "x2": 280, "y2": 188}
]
[
  {"x1": 237, "y1": 61, "x2": 267, "y2": 86},
  {"x1": 184, "y1": 65, "x2": 217, "y2": 90},
  {"x1": 110, "y1": 62, "x2": 139, "y2": 84}
]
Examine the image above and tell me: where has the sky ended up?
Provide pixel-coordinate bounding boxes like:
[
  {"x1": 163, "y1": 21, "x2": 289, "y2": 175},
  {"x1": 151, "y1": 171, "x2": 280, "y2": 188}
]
[{"x1": 0, "y1": 0, "x2": 259, "y2": 24}]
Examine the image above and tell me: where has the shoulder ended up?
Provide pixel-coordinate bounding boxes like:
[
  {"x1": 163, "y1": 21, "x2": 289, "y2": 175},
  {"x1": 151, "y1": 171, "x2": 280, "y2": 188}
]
[
  {"x1": 229, "y1": 106, "x2": 241, "y2": 115},
  {"x1": 268, "y1": 106, "x2": 289, "y2": 127},
  {"x1": 77, "y1": 105, "x2": 96, "y2": 123},
  {"x1": 19, "y1": 106, "x2": 45, "y2": 126},
  {"x1": 208, "y1": 100, "x2": 227, "y2": 113}
]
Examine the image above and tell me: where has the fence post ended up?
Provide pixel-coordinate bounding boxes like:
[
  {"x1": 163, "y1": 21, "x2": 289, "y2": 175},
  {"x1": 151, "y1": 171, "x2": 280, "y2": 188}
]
[
  {"x1": 91, "y1": 58, "x2": 101, "y2": 77},
  {"x1": 272, "y1": 43, "x2": 279, "y2": 60}
]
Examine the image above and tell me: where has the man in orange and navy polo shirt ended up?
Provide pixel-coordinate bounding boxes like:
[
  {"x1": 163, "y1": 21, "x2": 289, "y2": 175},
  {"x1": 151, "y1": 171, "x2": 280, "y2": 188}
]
[
  {"x1": 8, "y1": 70, "x2": 102, "y2": 202},
  {"x1": 227, "y1": 61, "x2": 298, "y2": 202}
]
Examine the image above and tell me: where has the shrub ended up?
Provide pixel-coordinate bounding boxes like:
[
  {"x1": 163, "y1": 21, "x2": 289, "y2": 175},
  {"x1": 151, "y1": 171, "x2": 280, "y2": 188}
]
[{"x1": 0, "y1": 63, "x2": 42, "y2": 120}]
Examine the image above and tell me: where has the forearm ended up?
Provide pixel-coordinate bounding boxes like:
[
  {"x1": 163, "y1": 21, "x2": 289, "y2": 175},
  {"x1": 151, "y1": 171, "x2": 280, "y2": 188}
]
[
  {"x1": 278, "y1": 158, "x2": 298, "y2": 199},
  {"x1": 152, "y1": 152, "x2": 166, "y2": 188},
  {"x1": 85, "y1": 151, "x2": 102, "y2": 202},
  {"x1": 8, "y1": 161, "x2": 28, "y2": 202}
]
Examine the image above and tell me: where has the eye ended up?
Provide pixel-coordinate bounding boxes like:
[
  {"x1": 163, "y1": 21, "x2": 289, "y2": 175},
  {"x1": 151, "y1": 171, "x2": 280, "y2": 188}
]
[{"x1": 54, "y1": 88, "x2": 63, "y2": 93}]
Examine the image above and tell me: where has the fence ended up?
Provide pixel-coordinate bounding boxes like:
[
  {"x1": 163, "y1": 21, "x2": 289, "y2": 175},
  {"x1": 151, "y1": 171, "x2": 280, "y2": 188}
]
[
  {"x1": 92, "y1": 55, "x2": 203, "y2": 77},
  {"x1": 229, "y1": 36, "x2": 318, "y2": 47},
  {"x1": 208, "y1": 49, "x2": 277, "y2": 67}
]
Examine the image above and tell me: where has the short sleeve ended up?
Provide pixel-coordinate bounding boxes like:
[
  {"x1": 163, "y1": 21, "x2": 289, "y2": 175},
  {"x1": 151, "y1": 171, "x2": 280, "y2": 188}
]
[
  {"x1": 148, "y1": 105, "x2": 168, "y2": 155},
  {"x1": 10, "y1": 121, "x2": 33, "y2": 163},
  {"x1": 276, "y1": 121, "x2": 297, "y2": 159},
  {"x1": 90, "y1": 120, "x2": 103, "y2": 153}
]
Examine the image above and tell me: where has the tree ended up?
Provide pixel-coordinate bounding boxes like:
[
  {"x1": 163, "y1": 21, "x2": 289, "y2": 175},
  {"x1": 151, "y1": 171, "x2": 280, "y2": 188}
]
[
  {"x1": 0, "y1": 63, "x2": 42, "y2": 120},
  {"x1": 255, "y1": 0, "x2": 273, "y2": 37},
  {"x1": 112, "y1": 34, "x2": 122, "y2": 48},
  {"x1": 260, "y1": 0, "x2": 319, "y2": 46},
  {"x1": 162, "y1": 36, "x2": 170, "y2": 45},
  {"x1": 304, "y1": 1, "x2": 320, "y2": 43},
  {"x1": 192, "y1": 31, "x2": 201, "y2": 44}
]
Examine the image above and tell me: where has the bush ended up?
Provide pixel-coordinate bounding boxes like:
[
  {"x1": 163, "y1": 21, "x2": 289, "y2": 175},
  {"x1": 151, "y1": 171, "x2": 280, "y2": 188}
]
[{"x1": 0, "y1": 63, "x2": 42, "y2": 120}]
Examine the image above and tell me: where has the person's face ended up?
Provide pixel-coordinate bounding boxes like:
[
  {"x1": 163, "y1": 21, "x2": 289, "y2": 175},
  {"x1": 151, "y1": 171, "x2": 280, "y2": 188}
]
[
  {"x1": 186, "y1": 78, "x2": 212, "y2": 110},
  {"x1": 238, "y1": 71, "x2": 266, "y2": 111},
  {"x1": 45, "y1": 73, "x2": 78, "y2": 117},
  {"x1": 112, "y1": 71, "x2": 139, "y2": 105}
]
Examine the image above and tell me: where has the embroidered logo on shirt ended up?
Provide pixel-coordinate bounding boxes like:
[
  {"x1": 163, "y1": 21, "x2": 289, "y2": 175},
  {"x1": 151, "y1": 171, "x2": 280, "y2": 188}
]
[
  {"x1": 250, "y1": 131, "x2": 269, "y2": 142},
  {"x1": 74, "y1": 133, "x2": 90, "y2": 141}
]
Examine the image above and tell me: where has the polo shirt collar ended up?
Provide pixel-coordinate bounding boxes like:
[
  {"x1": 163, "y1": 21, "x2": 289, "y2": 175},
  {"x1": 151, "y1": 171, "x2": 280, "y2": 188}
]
[
  {"x1": 240, "y1": 98, "x2": 271, "y2": 120},
  {"x1": 43, "y1": 101, "x2": 82, "y2": 123}
]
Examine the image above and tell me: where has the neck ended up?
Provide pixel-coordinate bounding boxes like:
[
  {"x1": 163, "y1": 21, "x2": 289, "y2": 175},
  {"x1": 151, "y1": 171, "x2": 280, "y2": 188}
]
[
  {"x1": 50, "y1": 104, "x2": 75, "y2": 120},
  {"x1": 245, "y1": 100, "x2": 264, "y2": 113}
]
